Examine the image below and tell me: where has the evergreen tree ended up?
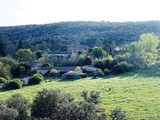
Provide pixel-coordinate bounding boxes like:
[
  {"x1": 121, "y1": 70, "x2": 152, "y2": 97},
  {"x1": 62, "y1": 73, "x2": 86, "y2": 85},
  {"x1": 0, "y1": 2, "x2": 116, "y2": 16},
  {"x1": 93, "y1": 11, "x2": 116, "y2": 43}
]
[
  {"x1": 0, "y1": 38, "x2": 6, "y2": 57},
  {"x1": 17, "y1": 39, "x2": 24, "y2": 49}
]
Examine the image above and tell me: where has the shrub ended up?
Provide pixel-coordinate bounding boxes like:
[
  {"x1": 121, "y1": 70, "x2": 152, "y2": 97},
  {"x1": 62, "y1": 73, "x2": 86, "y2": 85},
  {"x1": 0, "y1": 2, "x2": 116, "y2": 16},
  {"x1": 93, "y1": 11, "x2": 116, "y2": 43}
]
[
  {"x1": 4, "y1": 79, "x2": 22, "y2": 89},
  {"x1": 42, "y1": 63, "x2": 51, "y2": 68},
  {"x1": 31, "y1": 89, "x2": 106, "y2": 120},
  {"x1": 31, "y1": 89, "x2": 74, "y2": 118},
  {"x1": 104, "y1": 68, "x2": 110, "y2": 75},
  {"x1": 84, "y1": 56, "x2": 93, "y2": 65},
  {"x1": 7, "y1": 94, "x2": 30, "y2": 120},
  {"x1": 75, "y1": 66, "x2": 81, "y2": 72},
  {"x1": 0, "y1": 62, "x2": 12, "y2": 79},
  {"x1": 77, "y1": 56, "x2": 85, "y2": 66},
  {"x1": 18, "y1": 63, "x2": 31, "y2": 71},
  {"x1": 49, "y1": 69, "x2": 57, "y2": 74},
  {"x1": 28, "y1": 73, "x2": 44, "y2": 85},
  {"x1": 0, "y1": 101, "x2": 18, "y2": 120},
  {"x1": 0, "y1": 77, "x2": 6, "y2": 83},
  {"x1": 58, "y1": 102, "x2": 100, "y2": 120},
  {"x1": 59, "y1": 70, "x2": 66, "y2": 76},
  {"x1": 93, "y1": 69, "x2": 104, "y2": 78},
  {"x1": 94, "y1": 59, "x2": 104, "y2": 70},
  {"x1": 48, "y1": 69, "x2": 58, "y2": 77},
  {"x1": 110, "y1": 107, "x2": 128, "y2": 120},
  {"x1": 113, "y1": 62, "x2": 133, "y2": 74},
  {"x1": 12, "y1": 63, "x2": 31, "y2": 78},
  {"x1": 35, "y1": 50, "x2": 42, "y2": 58},
  {"x1": 81, "y1": 91, "x2": 101, "y2": 104},
  {"x1": 104, "y1": 59, "x2": 117, "y2": 70}
]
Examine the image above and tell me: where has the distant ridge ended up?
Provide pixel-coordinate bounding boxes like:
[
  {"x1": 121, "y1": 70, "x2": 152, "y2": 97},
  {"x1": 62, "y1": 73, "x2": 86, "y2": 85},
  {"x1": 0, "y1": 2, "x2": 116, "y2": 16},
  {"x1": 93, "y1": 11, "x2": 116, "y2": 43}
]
[{"x1": 0, "y1": 21, "x2": 159, "y2": 54}]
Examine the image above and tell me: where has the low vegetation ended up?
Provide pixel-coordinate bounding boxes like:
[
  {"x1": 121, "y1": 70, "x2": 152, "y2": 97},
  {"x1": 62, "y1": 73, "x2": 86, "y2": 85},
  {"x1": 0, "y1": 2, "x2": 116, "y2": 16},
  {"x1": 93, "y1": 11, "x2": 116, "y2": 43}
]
[
  {"x1": 3, "y1": 79, "x2": 22, "y2": 90},
  {"x1": 0, "y1": 68, "x2": 160, "y2": 120},
  {"x1": 0, "y1": 89, "x2": 128, "y2": 120},
  {"x1": 28, "y1": 73, "x2": 44, "y2": 85},
  {"x1": 0, "y1": 77, "x2": 6, "y2": 83}
]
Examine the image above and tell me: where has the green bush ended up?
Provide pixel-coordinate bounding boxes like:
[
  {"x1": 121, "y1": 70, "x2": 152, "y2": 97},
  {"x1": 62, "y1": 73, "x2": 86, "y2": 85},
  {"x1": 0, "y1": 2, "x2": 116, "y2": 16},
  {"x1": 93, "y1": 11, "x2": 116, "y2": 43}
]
[
  {"x1": 110, "y1": 107, "x2": 128, "y2": 120},
  {"x1": 7, "y1": 94, "x2": 30, "y2": 120},
  {"x1": 18, "y1": 63, "x2": 31, "y2": 71},
  {"x1": 0, "y1": 77, "x2": 6, "y2": 83},
  {"x1": 104, "y1": 68, "x2": 110, "y2": 75},
  {"x1": 12, "y1": 63, "x2": 31, "y2": 78},
  {"x1": 42, "y1": 63, "x2": 51, "y2": 68},
  {"x1": 59, "y1": 70, "x2": 66, "y2": 76},
  {"x1": 94, "y1": 59, "x2": 104, "y2": 70},
  {"x1": 31, "y1": 89, "x2": 74, "y2": 118},
  {"x1": 4, "y1": 79, "x2": 22, "y2": 89},
  {"x1": 49, "y1": 69, "x2": 58, "y2": 74},
  {"x1": 0, "y1": 101, "x2": 18, "y2": 120},
  {"x1": 84, "y1": 56, "x2": 93, "y2": 65},
  {"x1": 104, "y1": 59, "x2": 117, "y2": 70},
  {"x1": 77, "y1": 56, "x2": 85, "y2": 66},
  {"x1": 113, "y1": 62, "x2": 133, "y2": 74},
  {"x1": 31, "y1": 89, "x2": 106, "y2": 120},
  {"x1": 93, "y1": 69, "x2": 104, "y2": 78},
  {"x1": 81, "y1": 91, "x2": 101, "y2": 104},
  {"x1": 0, "y1": 94, "x2": 30, "y2": 120},
  {"x1": 75, "y1": 66, "x2": 81, "y2": 72},
  {"x1": 28, "y1": 73, "x2": 44, "y2": 85}
]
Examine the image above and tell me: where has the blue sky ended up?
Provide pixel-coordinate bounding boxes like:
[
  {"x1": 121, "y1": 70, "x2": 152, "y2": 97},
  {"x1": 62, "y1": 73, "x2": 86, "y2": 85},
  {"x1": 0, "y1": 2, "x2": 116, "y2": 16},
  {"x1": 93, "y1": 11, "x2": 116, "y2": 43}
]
[{"x1": 0, "y1": 0, "x2": 160, "y2": 26}]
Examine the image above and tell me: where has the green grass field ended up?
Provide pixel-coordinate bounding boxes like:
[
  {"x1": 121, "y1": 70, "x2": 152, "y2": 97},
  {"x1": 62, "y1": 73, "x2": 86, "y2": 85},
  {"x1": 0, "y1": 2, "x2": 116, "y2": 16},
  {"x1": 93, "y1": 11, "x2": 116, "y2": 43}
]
[{"x1": 0, "y1": 69, "x2": 160, "y2": 119}]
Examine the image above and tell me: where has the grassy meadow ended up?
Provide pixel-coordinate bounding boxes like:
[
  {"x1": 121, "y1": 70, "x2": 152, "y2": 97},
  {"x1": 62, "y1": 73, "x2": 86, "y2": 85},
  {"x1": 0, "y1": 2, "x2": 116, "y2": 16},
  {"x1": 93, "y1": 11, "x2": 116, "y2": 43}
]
[{"x1": 0, "y1": 69, "x2": 160, "y2": 119}]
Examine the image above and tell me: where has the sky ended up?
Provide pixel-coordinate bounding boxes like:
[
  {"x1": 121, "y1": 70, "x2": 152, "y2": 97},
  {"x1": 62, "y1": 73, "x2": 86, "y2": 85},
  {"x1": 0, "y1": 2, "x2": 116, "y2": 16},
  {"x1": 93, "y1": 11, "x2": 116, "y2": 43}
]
[{"x1": 0, "y1": 0, "x2": 160, "y2": 26}]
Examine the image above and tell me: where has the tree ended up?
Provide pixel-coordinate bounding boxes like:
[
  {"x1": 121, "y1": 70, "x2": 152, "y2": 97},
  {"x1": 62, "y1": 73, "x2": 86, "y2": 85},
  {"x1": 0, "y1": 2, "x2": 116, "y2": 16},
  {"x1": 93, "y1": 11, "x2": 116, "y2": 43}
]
[
  {"x1": 35, "y1": 50, "x2": 42, "y2": 58},
  {"x1": 102, "y1": 38, "x2": 116, "y2": 56},
  {"x1": 0, "y1": 57, "x2": 18, "y2": 70},
  {"x1": 31, "y1": 89, "x2": 106, "y2": 120},
  {"x1": 0, "y1": 101, "x2": 18, "y2": 120},
  {"x1": 38, "y1": 42, "x2": 49, "y2": 51},
  {"x1": 0, "y1": 38, "x2": 6, "y2": 57},
  {"x1": 95, "y1": 39, "x2": 103, "y2": 48},
  {"x1": 110, "y1": 107, "x2": 128, "y2": 120},
  {"x1": 128, "y1": 33, "x2": 159, "y2": 68},
  {"x1": 91, "y1": 47, "x2": 107, "y2": 59},
  {"x1": 15, "y1": 49, "x2": 35, "y2": 63},
  {"x1": 0, "y1": 62, "x2": 12, "y2": 79},
  {"x1": 28, "y1": 73, "x2": 44, "y2": 85},
  {"x1": 84, "y1": 56, "x2": 93, "y2": 65},
  {"x1": 17, "y1": 39, "x2": 24, "y2": 49},
  {"x1": 7, "y1": 94, "x2": 30, "y2": 120}
]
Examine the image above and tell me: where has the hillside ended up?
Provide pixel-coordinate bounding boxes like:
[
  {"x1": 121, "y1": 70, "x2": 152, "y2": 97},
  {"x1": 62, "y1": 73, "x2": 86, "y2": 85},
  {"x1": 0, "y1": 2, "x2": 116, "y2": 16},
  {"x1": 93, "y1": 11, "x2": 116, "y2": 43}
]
[
  {"x1": 0, "y1": 21, "x2": 160, "y2": 55},
  {"x1": 0, "y1": 68, "x2": 160, "y2": 120}
]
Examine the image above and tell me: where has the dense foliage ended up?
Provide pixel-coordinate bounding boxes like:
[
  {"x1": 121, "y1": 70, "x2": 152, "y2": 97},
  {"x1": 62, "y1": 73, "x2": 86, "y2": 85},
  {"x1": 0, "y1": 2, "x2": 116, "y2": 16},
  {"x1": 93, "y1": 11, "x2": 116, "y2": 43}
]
[
  {"x1": 0, "y1": 94, "x2": 30, "y2": 120},
  {"x1": 113, "y1": 62, "x2": 133, "y2": 74},
  {"x1": 93, "y1": 69, "x2": 104, "y2": 78},
  {"x1": 0, "y1": 77, "x2": 6, "y2": 83},
  {"x1": 31, "y1": 89, "x2": 106, "y2": 120},
  {"x1": 28, "y1": 73, "x2": 44, "y2": 85},
  {"x1": 0, "y1": 89, "x2": 129, "y2": 120},
  {"x1": 0, "y1": 101, "x2": 18, "y2": 120},
  {"x1": 0, "y1": 21, "x2": 159, "y2": 55},
  {"x1": 3, "y1": 79, "x2": 22, "y2": 89},
  {"x1": 6, "y1": 94, "x2": 30, "y2": 120}
]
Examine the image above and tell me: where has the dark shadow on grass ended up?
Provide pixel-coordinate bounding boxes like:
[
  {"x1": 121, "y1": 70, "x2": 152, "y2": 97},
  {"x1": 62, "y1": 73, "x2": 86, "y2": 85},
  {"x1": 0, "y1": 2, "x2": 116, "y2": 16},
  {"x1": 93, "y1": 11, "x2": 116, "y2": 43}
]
[
  {"x1": 58, "y1": 78, "x2": 80, "y2": 82},
  {"x1": 113, "y1": 68, "x2": 158, "y2": 79},
  {"x1": 101, "y1": 68, "x2": 159, "y2": 80},
  {"x1": 0, "y1": 87, "x2": 13, "y2": 93}
]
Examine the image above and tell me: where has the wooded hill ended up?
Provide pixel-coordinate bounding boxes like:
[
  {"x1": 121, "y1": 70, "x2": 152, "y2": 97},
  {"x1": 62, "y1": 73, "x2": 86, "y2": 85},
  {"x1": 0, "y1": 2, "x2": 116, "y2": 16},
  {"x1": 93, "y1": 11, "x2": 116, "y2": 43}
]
[{"x1": 0, "y1": 21, "x2": 160, "y2": 54}]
